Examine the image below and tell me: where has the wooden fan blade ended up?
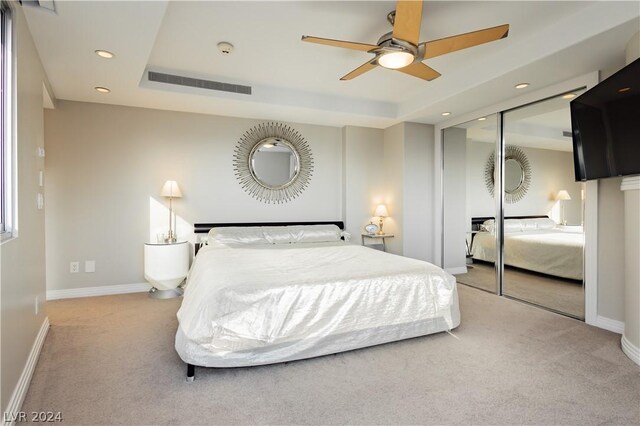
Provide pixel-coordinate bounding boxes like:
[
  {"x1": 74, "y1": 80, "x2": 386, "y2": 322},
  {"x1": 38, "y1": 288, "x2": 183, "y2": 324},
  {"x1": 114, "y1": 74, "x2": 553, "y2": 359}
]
[
  {"x1": 421, "y1": 24, "x2": 509, "y2": 59},
  {"x1": 340, "y1": 60, "x2": 379, "y2": 80},
  {"x1": 396, "y1": 62, "x2": 441, "y2": 81},
  {"x1": 392, "y1": 1, "x2": 423, "y2": 45},
  {"x1": 302, "y1": 36, "x2": 377, "y2": 52}
]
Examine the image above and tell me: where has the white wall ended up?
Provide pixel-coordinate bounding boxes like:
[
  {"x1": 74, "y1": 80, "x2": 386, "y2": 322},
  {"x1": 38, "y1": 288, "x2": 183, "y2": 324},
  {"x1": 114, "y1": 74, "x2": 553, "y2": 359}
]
[
  {"x1": 1, "y1": 4, "x2": 48, "y2": 413},
  {"x1": 44, "y1": 101, "x2": 343, "y2": 291}
]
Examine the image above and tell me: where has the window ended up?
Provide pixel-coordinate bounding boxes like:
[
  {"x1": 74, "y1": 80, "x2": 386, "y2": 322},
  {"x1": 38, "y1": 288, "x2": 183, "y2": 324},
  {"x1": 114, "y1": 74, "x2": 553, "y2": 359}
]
[{"x1": 0, "y1": 3, "x2": 12, "y2": 239}]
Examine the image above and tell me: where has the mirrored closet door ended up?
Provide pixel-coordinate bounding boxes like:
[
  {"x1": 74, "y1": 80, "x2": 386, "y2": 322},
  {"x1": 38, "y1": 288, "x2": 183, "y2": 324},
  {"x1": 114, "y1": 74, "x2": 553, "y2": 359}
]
[
  {"x1": 501, "y1": 91, "x2": 586, "y2": 319},
  {"x1": 442, "y1": 90, "x2": 587, "y2": 320},
  {"x1": 442, "y1": 114, "x2": 499, "y2": 294}
]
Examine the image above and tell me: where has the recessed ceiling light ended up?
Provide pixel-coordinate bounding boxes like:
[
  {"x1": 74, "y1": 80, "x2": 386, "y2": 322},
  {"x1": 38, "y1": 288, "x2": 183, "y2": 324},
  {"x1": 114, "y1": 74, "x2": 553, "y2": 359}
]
[
  {"x1": 94, "y1": 86, "x2": 110, "y2": 93},
  {"x1": 441, "y1": 112, "x2": 451, "y2": 116},
  {"x1": 478, "y1": 117, "x2": 487, "y2": 121},
  {"x1": 618, "y1": 87, "x2": 631, "y2": 93},
  {"x1": 562, "y1": 93, "x2": 576, "y2": 99},
  {"x1": 515, "y1": 83, "x2": 530, "y2": 89},
  {"x1": 95, "y1": 50, "x2": 114, "y2": 59}
]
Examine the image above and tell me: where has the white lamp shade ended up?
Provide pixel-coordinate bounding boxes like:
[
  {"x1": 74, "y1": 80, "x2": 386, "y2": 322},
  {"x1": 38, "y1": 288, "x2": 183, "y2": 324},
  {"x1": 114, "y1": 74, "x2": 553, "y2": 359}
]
[
  {"x1": 378, "y1": 51, "x2": 414, "y2": 69},
  {"x1": 374, "y1": 204, "x2": 389, "y2": 217},
  {"x1": 161, "y1": 180, "x2": 182, "y2": 198},
  {"x1": 556, "y1": 190, "x2": 571, "y2": 201}
]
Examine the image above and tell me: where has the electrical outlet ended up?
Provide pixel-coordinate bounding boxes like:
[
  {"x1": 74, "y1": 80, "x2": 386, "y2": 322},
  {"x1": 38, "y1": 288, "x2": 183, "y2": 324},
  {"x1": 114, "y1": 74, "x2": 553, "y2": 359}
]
[
  {"x1": 70, "y1": 261, "x2": 80, "y2": 273},
  {"x1": 85, "y1": 260, "x2": 95, "y2": 273},
  {"x1": 35, "y1": 295, "x2": 39, "y2": 315}
]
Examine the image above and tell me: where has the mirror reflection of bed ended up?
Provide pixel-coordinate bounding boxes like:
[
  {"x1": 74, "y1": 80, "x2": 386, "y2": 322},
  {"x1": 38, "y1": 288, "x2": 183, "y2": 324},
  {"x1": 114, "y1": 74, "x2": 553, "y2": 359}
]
[{"x1": 457, "y1": 216, "x2": 585, "y2": 319}]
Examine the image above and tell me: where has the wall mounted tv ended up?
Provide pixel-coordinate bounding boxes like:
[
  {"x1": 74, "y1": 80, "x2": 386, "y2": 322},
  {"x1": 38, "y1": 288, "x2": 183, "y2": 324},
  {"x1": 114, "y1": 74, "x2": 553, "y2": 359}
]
[{"x1": 570, "y1": 57, "x2": 640, "y2": 181}]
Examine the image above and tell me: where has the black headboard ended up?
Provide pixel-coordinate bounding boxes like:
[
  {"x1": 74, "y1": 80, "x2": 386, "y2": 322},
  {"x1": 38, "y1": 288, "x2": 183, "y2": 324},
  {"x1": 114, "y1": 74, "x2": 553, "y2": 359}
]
[
  {"x1": 471, "y1": 215, "x2": 548, "y2": 231},
  {"x1": 194, "y1": 221, "x2": 345, "y2": 234}
]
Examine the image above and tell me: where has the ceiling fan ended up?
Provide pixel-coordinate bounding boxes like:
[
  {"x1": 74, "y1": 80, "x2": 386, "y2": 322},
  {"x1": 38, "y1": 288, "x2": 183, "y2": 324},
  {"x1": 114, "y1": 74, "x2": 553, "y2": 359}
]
[{"x1": 301, "y1": 1, "x2": 509, "y2": 81}]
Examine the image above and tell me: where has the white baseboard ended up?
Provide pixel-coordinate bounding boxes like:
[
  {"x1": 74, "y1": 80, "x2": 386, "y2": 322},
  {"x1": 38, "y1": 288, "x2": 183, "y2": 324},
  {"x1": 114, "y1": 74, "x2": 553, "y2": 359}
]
[
  {"x1": 446, "y1": 266, "x2": 468, "y2": 275},
  {"x1": 621, "y1": 334, "x2": 640, "y2": 366},
  {"x1": 3, "y1": 317, "x2": 49, "y2": 426},
  {"x1": 46, "y1": 283, "x2": 150, "y2": 301},
  {"x1": 595, "y1": 315, "x2": 625, "y2": 334}
]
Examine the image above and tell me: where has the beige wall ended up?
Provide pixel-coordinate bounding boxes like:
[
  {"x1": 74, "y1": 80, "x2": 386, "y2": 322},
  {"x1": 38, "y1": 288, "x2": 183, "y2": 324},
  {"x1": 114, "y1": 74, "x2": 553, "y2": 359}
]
[
  {"x1": 466, "y1": 142, "x2": 582, "y2": 224},
  {"x1": 382, "y1": 122, "x2": 435, "y2": 260},
  {"x1": 403, "y1": 122, "x2": 434, "y2": 261},
  {"x1": 44, "y1": 101, "x2": 343, "y2": 291},
  {"x1": 1, "y1": 4, "x2": 48, "y2": 412},
  {"x1": 597, "y1": 177, "x2": 626, "y2": 322},
  {"x1": 383, "y1": 123, "x2": 405, "y2": 255}
]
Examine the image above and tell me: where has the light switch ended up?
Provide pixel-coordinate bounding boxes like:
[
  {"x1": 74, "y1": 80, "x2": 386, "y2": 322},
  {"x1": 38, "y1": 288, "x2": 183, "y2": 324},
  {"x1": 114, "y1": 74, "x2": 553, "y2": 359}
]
[{"x1": 85, "y1": 260, "x2": 95, "y2": 273}]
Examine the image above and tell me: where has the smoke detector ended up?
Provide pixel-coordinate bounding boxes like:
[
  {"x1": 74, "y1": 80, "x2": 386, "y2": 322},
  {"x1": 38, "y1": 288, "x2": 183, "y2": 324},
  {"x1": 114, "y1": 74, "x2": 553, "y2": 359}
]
[{"x1": 217, "y1": 42, "x2": 234, "y2": 55}]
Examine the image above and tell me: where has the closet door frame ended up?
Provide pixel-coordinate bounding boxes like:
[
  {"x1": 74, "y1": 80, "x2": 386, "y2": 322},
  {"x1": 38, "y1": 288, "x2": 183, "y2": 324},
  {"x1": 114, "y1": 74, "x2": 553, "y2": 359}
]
[{"x1": 434, "y1": 71, "x2": 599, "y2": 324}]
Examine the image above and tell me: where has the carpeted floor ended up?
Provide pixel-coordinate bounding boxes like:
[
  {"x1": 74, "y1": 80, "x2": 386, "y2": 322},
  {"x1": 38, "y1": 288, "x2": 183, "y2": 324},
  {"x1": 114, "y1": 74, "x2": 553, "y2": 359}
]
[
  {"x1": 22, "y1": 285, "x2": 639, "y2": 425},
  {"x1": 455, "y1": 262, "x2": 584, "y2": 319}
]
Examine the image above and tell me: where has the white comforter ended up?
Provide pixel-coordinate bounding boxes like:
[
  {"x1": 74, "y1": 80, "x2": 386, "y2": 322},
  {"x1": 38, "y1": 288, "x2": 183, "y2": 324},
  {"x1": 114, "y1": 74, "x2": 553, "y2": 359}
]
[
  {"x1": 472, "y1": 228, "x2": 584, "y2": 280},
  {"x1": 176, "y1": 242, "x2": 459, "y2": 367}
]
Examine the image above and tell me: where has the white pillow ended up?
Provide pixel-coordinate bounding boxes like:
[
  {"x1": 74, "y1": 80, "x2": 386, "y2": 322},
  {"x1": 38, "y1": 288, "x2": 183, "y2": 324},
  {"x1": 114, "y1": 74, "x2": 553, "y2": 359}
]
[
  {"x1": 207, "y1": 224, "x2": 343, "y2": 246},
  {"x1": 208, "y1": 227, "x2": 269, "y2": 246},
  {"x1": 288, "y1": 225, "x2": 342, "y2": 243}
]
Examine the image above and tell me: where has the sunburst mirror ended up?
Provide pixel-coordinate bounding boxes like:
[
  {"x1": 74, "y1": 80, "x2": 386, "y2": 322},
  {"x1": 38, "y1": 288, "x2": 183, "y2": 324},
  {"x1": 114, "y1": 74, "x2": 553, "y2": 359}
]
[
  {"x1": 233, "y1": 122, "x2": 313, "y2": 204},
  {"x1": 484, "y1": 145, "x2": 531, "y2": 204}
]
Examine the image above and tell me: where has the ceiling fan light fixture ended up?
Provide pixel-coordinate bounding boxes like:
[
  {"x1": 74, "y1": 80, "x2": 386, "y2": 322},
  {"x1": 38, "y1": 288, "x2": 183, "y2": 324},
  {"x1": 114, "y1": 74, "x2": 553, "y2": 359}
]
[{"x1": 378, "y1": 51, "x2": 414, "y2": 69}]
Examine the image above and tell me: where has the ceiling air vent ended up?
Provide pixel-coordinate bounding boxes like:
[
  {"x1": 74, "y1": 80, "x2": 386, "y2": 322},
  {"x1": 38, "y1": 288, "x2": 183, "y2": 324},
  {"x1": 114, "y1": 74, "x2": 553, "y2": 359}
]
[
  {"x1": 20, "y1": 0, "x2": 56, "y2": 13},
  {"x1": 148, "y1": 71, "x2": 251, "y2": 96}
]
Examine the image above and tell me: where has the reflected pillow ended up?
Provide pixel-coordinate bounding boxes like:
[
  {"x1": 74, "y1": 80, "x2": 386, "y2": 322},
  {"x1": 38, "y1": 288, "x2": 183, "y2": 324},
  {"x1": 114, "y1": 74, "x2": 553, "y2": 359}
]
[
  {"x1": 535, "y1": 218, "x2": 557, "y2": 229},
  {"x1": 521, "y1": 218, "x2": 539, "y2": 231}
]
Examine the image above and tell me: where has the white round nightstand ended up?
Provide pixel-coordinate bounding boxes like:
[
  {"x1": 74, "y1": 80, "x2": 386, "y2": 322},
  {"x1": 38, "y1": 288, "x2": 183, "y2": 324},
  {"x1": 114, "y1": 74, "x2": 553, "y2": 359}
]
[{"x1": 144, "y1": 241, "x2": 189, "y2": 299}]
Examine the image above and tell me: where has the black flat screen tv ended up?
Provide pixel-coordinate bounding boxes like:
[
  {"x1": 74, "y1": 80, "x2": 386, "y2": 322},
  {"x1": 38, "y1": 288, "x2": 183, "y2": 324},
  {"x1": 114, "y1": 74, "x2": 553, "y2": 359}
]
[{"x1": 570, "y1": 58, "x2": 640, "y2": 181}]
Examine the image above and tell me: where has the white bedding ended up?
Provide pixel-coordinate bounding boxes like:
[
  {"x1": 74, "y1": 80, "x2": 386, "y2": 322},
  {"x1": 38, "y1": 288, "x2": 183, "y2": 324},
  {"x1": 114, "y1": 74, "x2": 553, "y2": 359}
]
[
  {"x1": 176, "y1": 241, "x2": 460, "y2": 368},
  {"x1": 472, "y1": 228, "x2": 584, "y2": 280}
]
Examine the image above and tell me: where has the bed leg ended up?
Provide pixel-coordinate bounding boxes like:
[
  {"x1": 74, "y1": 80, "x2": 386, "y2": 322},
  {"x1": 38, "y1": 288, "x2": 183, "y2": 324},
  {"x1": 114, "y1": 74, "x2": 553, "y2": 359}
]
[{"x1": 186, "y1": 363, "x2": 195, "y2": 382}]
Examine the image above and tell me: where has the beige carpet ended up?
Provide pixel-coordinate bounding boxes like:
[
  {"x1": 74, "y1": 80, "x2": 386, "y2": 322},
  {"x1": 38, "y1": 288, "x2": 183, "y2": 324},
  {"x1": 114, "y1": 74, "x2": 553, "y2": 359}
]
[
  {"x1": 22, "y1": 286, "x2": 638, "y2": 425},
  {"x1": 455, "y1": 262, "x2": 584, "y2": 319}
]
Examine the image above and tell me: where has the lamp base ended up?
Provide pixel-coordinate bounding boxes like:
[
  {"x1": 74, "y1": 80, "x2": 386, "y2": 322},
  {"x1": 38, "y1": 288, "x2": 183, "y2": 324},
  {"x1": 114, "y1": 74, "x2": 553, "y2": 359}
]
[{"x1": 377, "y1": 218, "x2": 385, "y2": 235}]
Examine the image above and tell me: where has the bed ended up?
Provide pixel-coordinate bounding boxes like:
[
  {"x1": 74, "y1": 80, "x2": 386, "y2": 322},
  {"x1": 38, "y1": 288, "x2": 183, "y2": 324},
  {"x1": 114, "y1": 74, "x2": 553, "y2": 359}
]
[
  {"x1": 176, "y1": 222, "x2": 460, "y2": 381},
  {"x1": 471, "y1": 216, "x2": 584, "y2": 280}
]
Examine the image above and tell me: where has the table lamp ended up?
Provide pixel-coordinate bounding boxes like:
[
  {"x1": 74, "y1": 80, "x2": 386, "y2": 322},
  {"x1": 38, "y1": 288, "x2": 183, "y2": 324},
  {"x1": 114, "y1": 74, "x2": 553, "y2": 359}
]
[
  {"x1": 556, "y1": 189, "x2": 571, "y2": 225},
  {"x1": 374, "y1": 204, "x2": 389, "y2": 235},
  {"x1": 161, "y1": 180, "x2": 182, "y2": 243}
]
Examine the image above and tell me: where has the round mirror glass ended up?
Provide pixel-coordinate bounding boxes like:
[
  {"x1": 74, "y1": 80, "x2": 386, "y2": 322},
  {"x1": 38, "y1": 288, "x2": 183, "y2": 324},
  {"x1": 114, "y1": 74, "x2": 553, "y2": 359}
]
[
  {"x1": 249, "y1": 138, "x2": 300, "y2": 189},
  {"x1": 504, "y1": 157, "x2": 525, "y2": 194}
]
